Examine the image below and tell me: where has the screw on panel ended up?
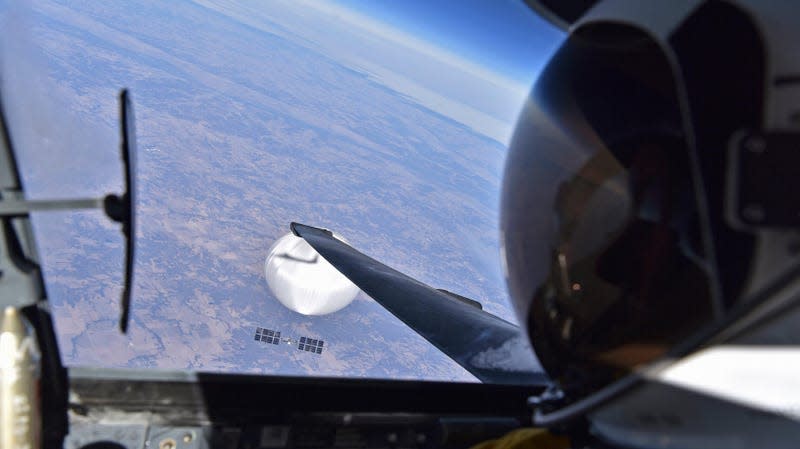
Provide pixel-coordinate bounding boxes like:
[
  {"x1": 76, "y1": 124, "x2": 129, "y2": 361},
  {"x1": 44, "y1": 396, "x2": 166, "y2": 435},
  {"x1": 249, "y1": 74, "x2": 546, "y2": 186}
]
[
  {"x1": 788, "y1": 238, "x2": 800, "y2": 255},
  {"x1": 790, "y1": 110, "x2": 800, "y2": 126},
  {"x1": 744, "y1": 135, "x2": 766, "y2": 154},
  {"x1": 742, "y1": 204, "x2": 765, "y2": 222},
  {"x1": 159, "y1": 438, "x2": 176, "y2": 449}
]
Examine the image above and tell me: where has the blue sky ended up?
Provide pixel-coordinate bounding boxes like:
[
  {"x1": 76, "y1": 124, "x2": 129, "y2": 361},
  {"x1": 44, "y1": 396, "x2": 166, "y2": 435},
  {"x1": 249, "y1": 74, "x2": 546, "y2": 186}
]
[
  {"x1": 330, "y1": 0, "x2": 564, "y2": 86},
  {"x1": 257, "y1": 0, "x2": 563, "y2": 143}
]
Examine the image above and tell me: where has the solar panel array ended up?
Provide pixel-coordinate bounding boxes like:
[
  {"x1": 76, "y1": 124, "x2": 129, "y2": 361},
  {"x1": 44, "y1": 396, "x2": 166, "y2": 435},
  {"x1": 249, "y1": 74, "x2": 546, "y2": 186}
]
[
  {"x1": 254, "y1": 327, "x2": 281, "y2": 345},
  {"x1": 253, "y1": 327, "x2": 325, "y2": 354},
  {"x1": 298, "y1": 336, "x2": 324, "y2": 354}
]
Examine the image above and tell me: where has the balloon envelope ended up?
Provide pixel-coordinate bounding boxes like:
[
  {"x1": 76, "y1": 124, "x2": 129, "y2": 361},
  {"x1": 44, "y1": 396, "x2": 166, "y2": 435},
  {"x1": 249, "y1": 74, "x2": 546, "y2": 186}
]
[{"x1": 264, "y1": 232, "x2": 359, "y2": 315}]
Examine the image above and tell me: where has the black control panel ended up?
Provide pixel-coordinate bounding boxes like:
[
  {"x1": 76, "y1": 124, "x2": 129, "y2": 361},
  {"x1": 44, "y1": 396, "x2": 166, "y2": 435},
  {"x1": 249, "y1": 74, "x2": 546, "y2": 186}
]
[{"x1": 65, "y1": 369, "x2": 540, "y2": 449}]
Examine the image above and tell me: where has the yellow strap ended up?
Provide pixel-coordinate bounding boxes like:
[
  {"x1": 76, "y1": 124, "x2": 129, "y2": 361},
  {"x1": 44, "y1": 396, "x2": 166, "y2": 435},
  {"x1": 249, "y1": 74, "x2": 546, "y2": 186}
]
[{"x1": 470, "y1": 428, "x2": 570, "y2": 449}]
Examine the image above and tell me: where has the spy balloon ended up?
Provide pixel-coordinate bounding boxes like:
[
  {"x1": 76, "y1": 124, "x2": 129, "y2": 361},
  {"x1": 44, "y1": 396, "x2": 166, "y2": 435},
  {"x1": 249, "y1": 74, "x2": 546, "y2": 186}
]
[{"x1": 264, "y1": 232, "x2": 359, "y2": 315}]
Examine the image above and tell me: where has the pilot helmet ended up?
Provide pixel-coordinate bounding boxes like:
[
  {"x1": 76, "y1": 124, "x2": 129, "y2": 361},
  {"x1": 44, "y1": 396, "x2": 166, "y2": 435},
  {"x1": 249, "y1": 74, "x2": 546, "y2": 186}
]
[{"x1": 502, "y1": 0, "x2": 800, "y2": 411}]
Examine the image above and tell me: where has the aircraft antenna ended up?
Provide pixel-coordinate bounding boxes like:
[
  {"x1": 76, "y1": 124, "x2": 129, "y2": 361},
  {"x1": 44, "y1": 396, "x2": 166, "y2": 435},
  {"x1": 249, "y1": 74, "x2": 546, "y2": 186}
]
[
  {"x1": 0, "y1": 89, "x2": 137, "y2": 333},
  {"x1": 104, "y1": 89, "x2": 137, "y2": 333}
]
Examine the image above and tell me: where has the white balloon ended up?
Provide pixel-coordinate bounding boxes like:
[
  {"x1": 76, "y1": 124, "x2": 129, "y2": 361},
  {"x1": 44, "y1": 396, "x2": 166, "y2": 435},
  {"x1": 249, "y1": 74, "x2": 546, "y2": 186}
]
[{"x1": 264, "y1": 232, "x2": 359, "y2": 315}]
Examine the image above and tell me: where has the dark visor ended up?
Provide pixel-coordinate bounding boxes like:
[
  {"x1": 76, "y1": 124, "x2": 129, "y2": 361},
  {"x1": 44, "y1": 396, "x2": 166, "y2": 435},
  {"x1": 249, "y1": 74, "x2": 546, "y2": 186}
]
[{"x1": 501, "y1": 24, "x2": 714, "y2": 401}]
